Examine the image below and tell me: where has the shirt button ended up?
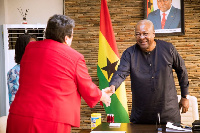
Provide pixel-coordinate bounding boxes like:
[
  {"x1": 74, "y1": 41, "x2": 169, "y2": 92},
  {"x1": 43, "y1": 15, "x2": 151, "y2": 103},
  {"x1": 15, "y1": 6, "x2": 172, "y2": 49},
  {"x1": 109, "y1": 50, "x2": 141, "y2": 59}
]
[
  {"x1": 149, "y1": 52, "x2": 150, "y2": 54},
  {"x1": 150, "y1": 64, "x2": 152, "y2": 66},
  {"x1": 152, "y1": 77, "x2": 154, "y2": 79}
]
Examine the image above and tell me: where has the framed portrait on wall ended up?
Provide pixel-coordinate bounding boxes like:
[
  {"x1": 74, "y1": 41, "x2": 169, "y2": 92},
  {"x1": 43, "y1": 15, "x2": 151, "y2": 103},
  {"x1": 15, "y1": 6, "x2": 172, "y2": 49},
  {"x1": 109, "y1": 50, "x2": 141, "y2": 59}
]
[{"x1": 144, "y1": 0, "x2": 185, "y2": 36}]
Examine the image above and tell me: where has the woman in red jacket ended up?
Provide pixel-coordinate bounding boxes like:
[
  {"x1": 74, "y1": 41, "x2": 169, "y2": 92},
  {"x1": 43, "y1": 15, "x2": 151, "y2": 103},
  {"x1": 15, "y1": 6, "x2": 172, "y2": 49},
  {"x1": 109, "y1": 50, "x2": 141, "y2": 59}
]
[{"x1": 6, "y1": 14, "x2": 112, "y2": 133}]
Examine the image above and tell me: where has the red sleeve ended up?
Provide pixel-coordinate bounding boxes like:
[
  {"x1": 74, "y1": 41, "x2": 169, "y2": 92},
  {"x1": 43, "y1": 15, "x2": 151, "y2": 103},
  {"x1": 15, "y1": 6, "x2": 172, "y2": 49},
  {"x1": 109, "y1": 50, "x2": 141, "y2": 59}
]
[{"x1": 75, "y1": 56, "x2": 102, "y2": 108}]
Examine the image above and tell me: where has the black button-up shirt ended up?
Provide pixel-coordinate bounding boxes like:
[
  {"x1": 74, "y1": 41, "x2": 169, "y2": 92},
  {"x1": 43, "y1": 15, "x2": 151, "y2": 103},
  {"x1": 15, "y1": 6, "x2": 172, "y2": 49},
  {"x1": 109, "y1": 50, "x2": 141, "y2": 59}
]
[{"x1": 110, "y1": 39, "x2": 189, "y2": 124}]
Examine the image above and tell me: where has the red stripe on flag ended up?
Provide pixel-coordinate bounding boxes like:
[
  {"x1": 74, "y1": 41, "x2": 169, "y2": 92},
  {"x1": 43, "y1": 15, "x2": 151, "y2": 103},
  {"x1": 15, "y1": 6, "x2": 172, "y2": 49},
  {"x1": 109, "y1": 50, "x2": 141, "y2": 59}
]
[{"x1": 100, "y1": 0, "x2": 119, "y2": 58}]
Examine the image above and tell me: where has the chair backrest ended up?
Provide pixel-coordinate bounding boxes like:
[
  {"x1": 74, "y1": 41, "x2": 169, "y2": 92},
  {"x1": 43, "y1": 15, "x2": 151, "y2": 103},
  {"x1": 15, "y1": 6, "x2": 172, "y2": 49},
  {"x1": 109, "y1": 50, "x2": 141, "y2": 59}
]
[
  {"x1": 0, "y1": 115, "x2": 7, "y2": 133},
  {"x1": 177, "y1": 95, "x2": 199, "y2": 126}
]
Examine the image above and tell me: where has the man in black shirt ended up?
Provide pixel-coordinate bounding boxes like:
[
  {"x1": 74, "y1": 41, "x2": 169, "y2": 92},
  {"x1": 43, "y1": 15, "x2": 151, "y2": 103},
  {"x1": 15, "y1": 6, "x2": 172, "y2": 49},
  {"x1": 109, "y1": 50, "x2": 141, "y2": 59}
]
[{"x1": 109, "y1": 19, "x2": 189, "y2": 124}]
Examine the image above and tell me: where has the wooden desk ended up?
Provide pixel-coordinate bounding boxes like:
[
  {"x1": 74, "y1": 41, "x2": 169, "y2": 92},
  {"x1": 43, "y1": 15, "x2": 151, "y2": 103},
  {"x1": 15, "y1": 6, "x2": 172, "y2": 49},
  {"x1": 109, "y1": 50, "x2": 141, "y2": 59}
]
[{"x1": 80, "y1": 123, "x2": 195, "y2": 133}]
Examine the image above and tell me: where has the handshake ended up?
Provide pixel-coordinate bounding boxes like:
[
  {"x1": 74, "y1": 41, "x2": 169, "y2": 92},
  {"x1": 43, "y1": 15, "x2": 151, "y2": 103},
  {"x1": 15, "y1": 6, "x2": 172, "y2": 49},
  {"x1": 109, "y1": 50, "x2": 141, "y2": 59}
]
[{"x1": 100, "y1": 85, "x2": 116, "y2": 107}]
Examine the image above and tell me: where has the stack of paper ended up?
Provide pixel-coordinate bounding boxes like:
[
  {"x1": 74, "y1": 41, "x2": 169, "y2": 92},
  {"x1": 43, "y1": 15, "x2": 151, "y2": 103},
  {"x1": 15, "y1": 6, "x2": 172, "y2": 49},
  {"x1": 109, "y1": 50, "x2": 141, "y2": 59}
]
[
  {"x1": 109, "y1": 123, "x2": 121, "y2": 127},
  {"x1": 166, "y1": 122, "x2": 192, "y2": 132}
]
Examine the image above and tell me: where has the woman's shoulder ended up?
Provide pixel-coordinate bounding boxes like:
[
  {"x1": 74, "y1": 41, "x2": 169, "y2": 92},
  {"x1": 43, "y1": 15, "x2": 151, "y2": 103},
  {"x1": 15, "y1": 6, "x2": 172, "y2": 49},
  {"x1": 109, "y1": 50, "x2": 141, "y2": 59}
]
[{"x1": 8, "y1": 64, "x2": 20, "y2": 74}]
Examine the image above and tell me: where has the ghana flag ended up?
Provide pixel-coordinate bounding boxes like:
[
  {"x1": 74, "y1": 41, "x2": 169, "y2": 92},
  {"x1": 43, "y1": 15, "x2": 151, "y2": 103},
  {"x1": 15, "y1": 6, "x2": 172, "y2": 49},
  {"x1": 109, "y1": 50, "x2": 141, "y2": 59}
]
[
  {"x1": 147, "y1": 0, "x2": 154, "y2": 17},
  {"x1": 97, "y1": 0, "x2": 129, "y2": 123}
]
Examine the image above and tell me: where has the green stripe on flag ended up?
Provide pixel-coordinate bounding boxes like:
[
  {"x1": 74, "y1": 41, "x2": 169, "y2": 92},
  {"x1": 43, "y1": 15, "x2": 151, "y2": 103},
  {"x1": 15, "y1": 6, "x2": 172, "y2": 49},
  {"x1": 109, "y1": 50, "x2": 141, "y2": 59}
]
[{"x1": 97, "y1": 65, "x2": 109, "y2": 90}]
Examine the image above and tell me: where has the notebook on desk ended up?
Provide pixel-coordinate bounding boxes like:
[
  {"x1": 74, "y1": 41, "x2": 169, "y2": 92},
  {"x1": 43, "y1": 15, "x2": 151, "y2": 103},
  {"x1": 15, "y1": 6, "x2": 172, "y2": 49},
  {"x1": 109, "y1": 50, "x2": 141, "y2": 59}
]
[{"x1": 166, "y1": 122, "x2": 192, "y2": 132}]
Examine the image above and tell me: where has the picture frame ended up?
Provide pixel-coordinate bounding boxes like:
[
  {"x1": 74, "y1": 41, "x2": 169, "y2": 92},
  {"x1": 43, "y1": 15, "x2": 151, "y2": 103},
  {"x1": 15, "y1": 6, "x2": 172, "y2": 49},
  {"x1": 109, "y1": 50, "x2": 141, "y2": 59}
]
[{"x1": 144, "y1": 0, "x2": 185, "y2": 36}]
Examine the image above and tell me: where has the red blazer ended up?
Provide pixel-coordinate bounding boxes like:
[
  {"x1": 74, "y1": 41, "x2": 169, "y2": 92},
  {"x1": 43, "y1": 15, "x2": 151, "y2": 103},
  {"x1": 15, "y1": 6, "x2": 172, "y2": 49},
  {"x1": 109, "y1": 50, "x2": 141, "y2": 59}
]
[{"x1": 9, "y1": 39, "x2": 102, "y2": 127}]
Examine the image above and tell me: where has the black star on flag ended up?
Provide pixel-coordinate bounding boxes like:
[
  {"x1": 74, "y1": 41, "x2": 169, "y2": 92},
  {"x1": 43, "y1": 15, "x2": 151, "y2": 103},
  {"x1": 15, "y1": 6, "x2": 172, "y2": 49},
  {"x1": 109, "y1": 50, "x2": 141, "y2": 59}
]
[{"x1": 101, "y1": 58, "x2": 119, "y2": 80}]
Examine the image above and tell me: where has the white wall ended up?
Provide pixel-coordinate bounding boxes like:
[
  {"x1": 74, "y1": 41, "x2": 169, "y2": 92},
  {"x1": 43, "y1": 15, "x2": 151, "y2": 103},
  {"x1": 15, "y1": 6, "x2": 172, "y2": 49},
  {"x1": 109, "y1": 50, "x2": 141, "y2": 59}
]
[
  {"x1": 0, "y1": 0, "x2": 63, "y2": 25},
  {"x1": 0, "y1": 0, "x2": 6, "y2": 25},
  {"x1": 0, "y1": 26, "x2": 5, "y2": 116}
]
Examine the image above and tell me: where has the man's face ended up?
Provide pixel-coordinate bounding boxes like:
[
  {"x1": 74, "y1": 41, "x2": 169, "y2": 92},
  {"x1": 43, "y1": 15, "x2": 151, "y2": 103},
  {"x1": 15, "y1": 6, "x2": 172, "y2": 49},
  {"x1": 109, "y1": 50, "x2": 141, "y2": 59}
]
[
  {"x1": 135, "y1": 22, "x2": 155, "y2": 52},
  {"x1": 157, "y1": 0, "x2": 172, "y2": 12}
]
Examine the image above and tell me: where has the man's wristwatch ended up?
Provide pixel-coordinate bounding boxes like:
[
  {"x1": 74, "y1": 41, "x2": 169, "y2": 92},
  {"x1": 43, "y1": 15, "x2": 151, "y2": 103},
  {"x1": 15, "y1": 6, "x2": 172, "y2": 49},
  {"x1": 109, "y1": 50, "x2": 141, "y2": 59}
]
[{"x1": 181, "y1": 95, "x2": 190, "y2": 99}]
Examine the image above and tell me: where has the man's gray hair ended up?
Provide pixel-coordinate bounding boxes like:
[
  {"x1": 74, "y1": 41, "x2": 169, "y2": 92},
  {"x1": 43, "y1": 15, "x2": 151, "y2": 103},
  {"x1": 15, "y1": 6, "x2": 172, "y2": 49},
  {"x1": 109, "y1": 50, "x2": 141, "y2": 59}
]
[{"x1": 135, "y1": 19, "x2": 155, "y2": 31}]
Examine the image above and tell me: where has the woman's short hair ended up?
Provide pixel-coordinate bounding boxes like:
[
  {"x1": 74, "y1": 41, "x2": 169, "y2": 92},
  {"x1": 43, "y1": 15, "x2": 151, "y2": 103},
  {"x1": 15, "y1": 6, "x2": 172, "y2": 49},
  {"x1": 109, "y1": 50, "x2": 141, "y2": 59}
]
[
  {"x1": 15, "y1": 34, "x2": 32, "y2": 64},
  {"x1": 45, "y1": 14, "x2": 75, "y2": 43}
]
